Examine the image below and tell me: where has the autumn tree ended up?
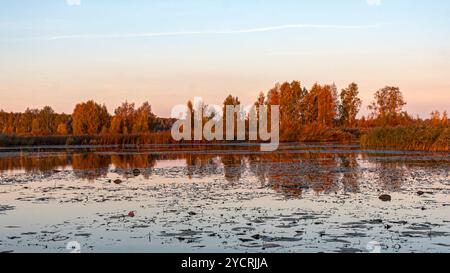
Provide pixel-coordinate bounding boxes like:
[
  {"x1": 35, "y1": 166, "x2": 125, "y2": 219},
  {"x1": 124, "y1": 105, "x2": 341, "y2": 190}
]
[
  {"x1": 72, "y1": 100, "x2": 110, "y2": 135},
  {"x1": 319, "y1": 85, "x2": 337, "y2": 127},
  {"x1": 430, "y1": 111, "x2": 441, "y2": 126},
  {"x1": 31, "y1": 118, "x2": 40, "y2": 135},
  {"x1": 223, "y1": 95, "x2": 241, "y2": 113},
  {"x1": 15, "y1": 108, "x2": 37, "y2": 135},
  {"x1": 266, "y1": 84, "x2": 281, "y2": 108},
  {"x1": 369, "y1": 86, "x2": 406, "y2": 126},
  {"x1": 29, "y1": 106, "x2": 58, "y2": 135},
  {"x1": 223, "y1": 95, "x2": 242, "y2": 139},
  {"x1": 265, "y1": 84, "x2": 281, "y2": 130},
  {"x1": 3, "y1": 113, "x2": 16, "y2": 135},
  {"x1": 330, "y1": 83, "x2": 339, "y2": 124},
  {"x1": 110, "y1": 101, "x2": 156, "y2": 135},
  {"x1": 442, "y1": 111, "x2": 448, "y2": 126},
  {"x1": 186, "y1": 100, "x2": 194, "y2": 129},
  {"x1": 110, "y1": 102, "x2": 135, "y2": 134},
  {"x1": 279, "y1": 81, "x2": 304, "y2": 140},
  {"x1": 298, "y1": 87, "x2": 309, "y2": 125},
  {"x1": 253, "y1": 92, "x2": 266, "y2": 130},
  {"x1": 199, "y1": 101, "x2": 215, "y2": 126},
  {"x1": 339, "y1": 83, "x2": 362, "y2": 127},
  {"x1": 132, "y1": 102, "x2": 157, "y2": 134},
  {"x1": 42, "y1": 106, "x2": 57, "y2": 134},
  {"x1": 0, "y1": 107, "x2": 69, "y2": 136},
  {"x1": 304, "y1": 83, "x2": 320, "y2": 125},
  {"x1": 255, "y1": 92, "x2": 265, "y2": 108},
  {"x1": 57, "y1": 123, "x2": 69, "y2": 135}
]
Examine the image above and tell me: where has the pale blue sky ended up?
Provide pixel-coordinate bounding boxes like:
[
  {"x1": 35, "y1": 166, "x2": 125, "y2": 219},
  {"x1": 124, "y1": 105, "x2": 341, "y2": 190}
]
[{"x1": 0, "y1": 0, "x2": 449, "y2": 117}]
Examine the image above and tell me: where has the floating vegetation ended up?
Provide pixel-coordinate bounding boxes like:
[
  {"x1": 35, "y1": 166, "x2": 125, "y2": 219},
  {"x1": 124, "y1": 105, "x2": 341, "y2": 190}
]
[{"x1": 0, "y1": 144, "x2": 449, "y2": 253}]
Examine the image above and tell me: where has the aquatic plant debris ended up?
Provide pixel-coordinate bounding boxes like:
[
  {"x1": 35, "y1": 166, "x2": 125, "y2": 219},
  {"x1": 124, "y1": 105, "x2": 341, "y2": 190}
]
[{"x1": 0, "y1": 144, "x2": 449, "y2": 253}]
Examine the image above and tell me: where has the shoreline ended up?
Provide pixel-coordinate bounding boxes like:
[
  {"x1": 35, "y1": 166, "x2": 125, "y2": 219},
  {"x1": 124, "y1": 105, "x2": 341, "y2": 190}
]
[{"x1": 0, "y1": 125, "x2": 449, "y2": 152}]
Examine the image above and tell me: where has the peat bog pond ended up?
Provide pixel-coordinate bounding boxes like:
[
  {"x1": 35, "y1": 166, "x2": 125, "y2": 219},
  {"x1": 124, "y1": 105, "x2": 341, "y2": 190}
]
[{"x1": 0, "y1": 143, "x2": 449, "y2": 253}]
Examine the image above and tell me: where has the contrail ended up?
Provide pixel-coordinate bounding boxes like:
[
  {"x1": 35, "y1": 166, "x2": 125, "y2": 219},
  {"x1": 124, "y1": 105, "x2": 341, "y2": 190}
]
[{"x1": 6, "y1": 23, "x2": 381, "y2": 41}]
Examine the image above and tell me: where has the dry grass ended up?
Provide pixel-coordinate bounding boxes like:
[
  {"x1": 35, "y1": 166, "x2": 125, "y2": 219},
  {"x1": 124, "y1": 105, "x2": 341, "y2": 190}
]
[
  {"x1": 0, "y1": 132, "x2": 175, "y2": 147},
  {"x1": 360, "y1": 126, "x2": 450, "y2": 152}
]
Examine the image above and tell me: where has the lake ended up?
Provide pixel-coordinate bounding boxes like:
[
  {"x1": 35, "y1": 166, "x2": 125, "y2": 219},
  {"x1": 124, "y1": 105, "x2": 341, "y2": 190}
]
[{"x1": 0, "y1": 143, "x2": 449, "y2": 253}]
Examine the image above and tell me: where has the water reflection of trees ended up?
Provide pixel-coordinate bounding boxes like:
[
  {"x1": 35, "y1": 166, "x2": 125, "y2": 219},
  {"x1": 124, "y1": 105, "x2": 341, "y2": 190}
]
[
  {"x1": 0, "y1": 154, "x2": 69, "y2": 173},
  {"x1": 220, "y1": 155, "x2": 244, "y2": 184},
  {"x1": 72, "y1": 154, "x2": 111, "y2": 180},
  {"x1": 376, "y1": 164, "x2": 405, "y2": 191},
  {"x1": 360, "y1": 153, "x2": 425, "y2": 191},
  {"x1": 253, "y1": 152, "x2": 344, "y2": 198},
  {"x1": 0, "y1": 151, "x2": 358, "y2": 195},
  {"x1": 338, "y1": 154, "x2": 360, "y2": 193},
  {"x1": 248, "y1": 155, "x2": 267, "y2": 186},
  {"x1": 245, "y1": 152, "x2": 364, "y2": 198},
  {"x1": 0, "y1": 149, "x2": 422, "y2": 198},
  {"x1": 185, "y1": 154, "x2": 221, "y2": 179},
  {"x1": 111, "y1": 154, "x2": 157, "y2": 170}
]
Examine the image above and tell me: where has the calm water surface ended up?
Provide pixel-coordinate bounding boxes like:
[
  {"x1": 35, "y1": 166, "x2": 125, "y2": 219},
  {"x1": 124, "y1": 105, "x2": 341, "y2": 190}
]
[{"x1": 0, "y1": 143, "x2": 449, "y2": 253}]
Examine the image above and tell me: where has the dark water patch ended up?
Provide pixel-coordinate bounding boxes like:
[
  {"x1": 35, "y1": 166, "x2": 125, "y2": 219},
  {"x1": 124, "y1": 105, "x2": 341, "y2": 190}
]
[
  {"x1": 261, "y1": 243, "x2": 282, "y2": 249},
  {"x1": 21, "y1": 232, "x2": 37, "y2": 235},
  {"x1": 323, "y1": 237, "x2": 352, "y2": 244},
  {"x1": 0, "y1": 205, "x2": 15, "y2": 214},
  {"x1": 343, "y1": 232, "x2": 369, "y2": 238},
  {"x1": 231, "y1": 227, "x2": 256, "y2": 232},
  {"x1": 75, "y1": 233, "x2": 92, "y2": 237},
  {"x1": 434, "y1": 243, "x2": 450, "y2": 247},
  {"x1": 338, "y1": 247, "x2": 363, "y2": 253},
  {"x1": 159, "y1": 229, "x2": 203, "y2": 238}
]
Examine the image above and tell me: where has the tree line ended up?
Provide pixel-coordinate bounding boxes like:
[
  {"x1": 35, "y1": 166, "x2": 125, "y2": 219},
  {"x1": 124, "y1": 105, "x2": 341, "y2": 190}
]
[
  {"x1": 0, "y1": 101, "x2": 175, "y2": 136},
  {"x1": 0, "y1": 81, "x2": 448, "y2": 142},
  {"x1": 191, "y1": 81, "x2": 446, "y2": 142}
]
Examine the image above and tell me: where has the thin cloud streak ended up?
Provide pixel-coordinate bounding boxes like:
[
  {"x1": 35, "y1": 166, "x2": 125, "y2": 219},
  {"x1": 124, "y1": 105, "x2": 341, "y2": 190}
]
[{"x1": 7, "y1": 23, "x2": 381, "y2": 41}]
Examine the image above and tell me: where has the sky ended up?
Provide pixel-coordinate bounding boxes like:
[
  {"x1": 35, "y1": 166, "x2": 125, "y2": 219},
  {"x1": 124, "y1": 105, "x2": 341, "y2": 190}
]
[{"x1": 0, "y1": 0, "x2": 449, "y2": 117}]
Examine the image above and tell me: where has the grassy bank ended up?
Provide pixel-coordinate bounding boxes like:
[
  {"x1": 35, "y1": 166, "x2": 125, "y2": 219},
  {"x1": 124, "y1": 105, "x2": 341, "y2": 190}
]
[
  {"x1": 0, "y1": 132, "x2": 175, "y2": 147},
  {"x1": 297, "y1": 127, "x2": 361, "y2": 143},
  {"x1": 2, "y1": 127, "x2": 449, "y2": 152},
  {"x1": 361, "y1": 126, "x2": 450, "y2": 152}
]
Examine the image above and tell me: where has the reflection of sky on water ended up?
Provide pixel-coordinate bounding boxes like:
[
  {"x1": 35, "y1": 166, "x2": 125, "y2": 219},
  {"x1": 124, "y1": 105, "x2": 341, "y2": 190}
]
[{"x1": 0, "y1": 144, "x2": 449, "y2": 253}]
